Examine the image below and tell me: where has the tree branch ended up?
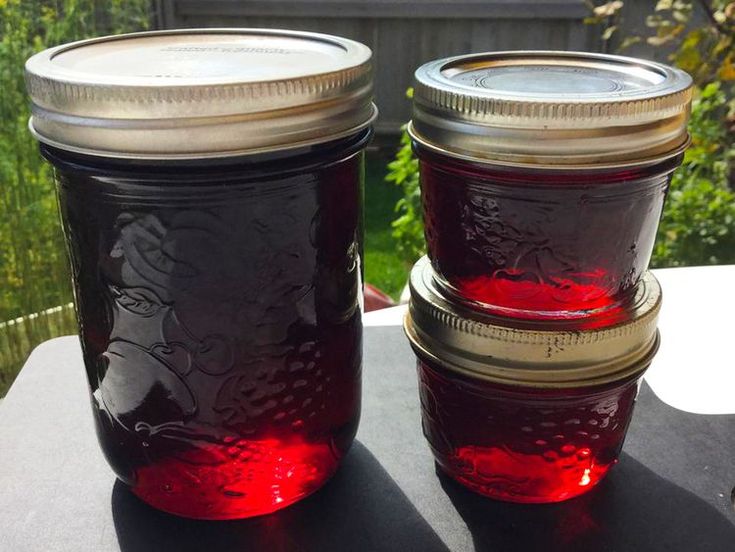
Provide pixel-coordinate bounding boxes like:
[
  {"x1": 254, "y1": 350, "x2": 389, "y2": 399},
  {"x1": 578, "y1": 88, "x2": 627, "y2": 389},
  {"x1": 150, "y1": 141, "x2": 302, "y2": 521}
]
[{"x1": 695, "y1": 0, "x2": 727, "y2": 35}]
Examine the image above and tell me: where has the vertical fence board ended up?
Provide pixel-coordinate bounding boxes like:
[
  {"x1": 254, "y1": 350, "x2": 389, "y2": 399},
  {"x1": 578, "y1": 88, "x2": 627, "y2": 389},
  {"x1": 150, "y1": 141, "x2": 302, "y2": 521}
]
[{"x1": 154, "y1": 0, "x2": 598, "y2": 135}]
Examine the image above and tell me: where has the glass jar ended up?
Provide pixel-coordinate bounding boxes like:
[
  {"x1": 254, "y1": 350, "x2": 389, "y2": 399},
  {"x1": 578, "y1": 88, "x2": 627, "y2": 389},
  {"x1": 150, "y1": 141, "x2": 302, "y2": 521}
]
[
  {"x1": 26, "y1": 29, "x2": 376, "y2": 520},
  {"x1": 404, "y1": 257, "x2": 661, "y2": 503},
  {"x1": 409, "y1": 52, "x2": 691, "y2": 319}
]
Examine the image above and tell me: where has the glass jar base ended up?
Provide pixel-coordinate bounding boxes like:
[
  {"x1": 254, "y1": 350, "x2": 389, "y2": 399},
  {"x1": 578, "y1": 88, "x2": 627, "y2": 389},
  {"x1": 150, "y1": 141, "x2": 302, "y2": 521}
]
[
  {"x1": 437, "y1": 273, "x2": 630, "y2": 322},
  {"x1": 128, "y1": 439, "x2": 341, "y2": 520},
  {"x1": 434, "y1": 448, "x2": 614, "y2": 504}
]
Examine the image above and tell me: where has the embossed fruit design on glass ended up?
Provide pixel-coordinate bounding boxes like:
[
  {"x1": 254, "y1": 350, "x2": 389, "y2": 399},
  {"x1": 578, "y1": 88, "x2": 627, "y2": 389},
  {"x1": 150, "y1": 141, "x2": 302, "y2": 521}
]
[
  {"x1": 26, "y1": 29, "x2": 376, "y2": 519},
  {"x1": 416, "y1": 360, "x2": 643, "y2": 503},
  {"x1": 409, "y1": 52, "x2": 692, "y2": 319},
  {"x1": 404, "y1": 257, "x2": 662, "y2": 503},
  {"x1": 418, "y1": 154, "x2": 681, "y2": 319}
]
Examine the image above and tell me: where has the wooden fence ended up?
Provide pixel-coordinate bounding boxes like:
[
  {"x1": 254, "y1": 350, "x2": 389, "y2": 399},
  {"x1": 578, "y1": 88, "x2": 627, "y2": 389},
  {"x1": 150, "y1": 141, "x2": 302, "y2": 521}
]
[
  {"x1": 154, "y1": 0, "x2": 600, "y2": 135},
  {"x1": 0, "y1": 303, "x2": 77, "y2": 395}
]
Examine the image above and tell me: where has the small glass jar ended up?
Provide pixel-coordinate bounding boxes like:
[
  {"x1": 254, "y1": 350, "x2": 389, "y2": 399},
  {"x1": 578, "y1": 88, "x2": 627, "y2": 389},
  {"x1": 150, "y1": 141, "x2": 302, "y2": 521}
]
[
  {"x1": 409, "y1": 52, "x2": 691, "y2": 319},
  {"x1": 404, "y1": 257, "x2": 661, "y2": 503},
  {"x1": 26, "y1": 29, "x2": 376, "y2": 520}
]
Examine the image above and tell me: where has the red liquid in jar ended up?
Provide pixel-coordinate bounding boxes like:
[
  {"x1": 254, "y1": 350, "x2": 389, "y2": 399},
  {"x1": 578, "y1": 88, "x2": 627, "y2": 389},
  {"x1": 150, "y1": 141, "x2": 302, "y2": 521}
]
[
  {"x1": 418, "y1": 148, "x2": 681, "y2": 319},
  {"x1": 416, "y1": 358, "x2": 641, "y2": 503},
  {"x1": 46, "y1": 132, "x2": 367, "y2": 519}
]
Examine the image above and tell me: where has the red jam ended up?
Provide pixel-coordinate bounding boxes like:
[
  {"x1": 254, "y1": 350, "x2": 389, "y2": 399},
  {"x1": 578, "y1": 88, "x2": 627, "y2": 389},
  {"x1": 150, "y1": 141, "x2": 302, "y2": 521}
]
[
  {"x1": 416, "y1": 357, "x2": 642, "y2": 503},
  {"x1": 45, "y1": 131, "x2": 368, "y2": 519},
  {"x1": 416, "y1": 147, "x2": 682, "y2": 320}
]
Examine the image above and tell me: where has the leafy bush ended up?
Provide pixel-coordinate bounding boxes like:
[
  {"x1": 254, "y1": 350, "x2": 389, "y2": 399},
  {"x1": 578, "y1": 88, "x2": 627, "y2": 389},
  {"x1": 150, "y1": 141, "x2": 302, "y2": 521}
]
[
  {"x1": 385, "y1": 104, "x2": 424, "y2": 265},
  {"x1": 586, "y1": 1, "x2": 735, "y2": 90},
  {"x1": 589, "y1": 0, "x2": 735, "y2": 267},
  {"x1": 654, "y1": 82, "x2": 735, "y2": 266},
  {"x1": 0, "y1": 0, "x2": 150, "y2": 320}
]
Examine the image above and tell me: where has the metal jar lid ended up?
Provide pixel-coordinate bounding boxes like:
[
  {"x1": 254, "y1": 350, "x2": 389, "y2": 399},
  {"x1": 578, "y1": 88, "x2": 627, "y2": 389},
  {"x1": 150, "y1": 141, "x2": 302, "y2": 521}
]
[
  {"x1": 404, "y1": 257, "x2": 661, "y2": 388},
  {"x1": 25, "y1": 29, "x2": 377, "y2": 159},
  {"x1": 409, "y1": 51, "x2": 693, "y2": 168}
]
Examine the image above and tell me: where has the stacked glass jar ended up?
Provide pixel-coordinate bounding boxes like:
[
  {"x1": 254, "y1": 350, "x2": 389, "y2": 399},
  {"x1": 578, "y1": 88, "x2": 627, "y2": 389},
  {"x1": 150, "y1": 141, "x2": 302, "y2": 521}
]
[{"x1": 403, "y1": 52, "x2": 692, "y2": 503}]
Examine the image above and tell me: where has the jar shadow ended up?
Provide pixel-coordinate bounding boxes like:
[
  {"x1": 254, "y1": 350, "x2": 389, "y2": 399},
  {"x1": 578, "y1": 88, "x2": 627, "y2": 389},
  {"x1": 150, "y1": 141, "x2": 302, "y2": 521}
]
[
  {"x1": 437, "y1": 452, "x2": 735, "y2": 552},
  {"x1": 111, "y1": 440, "x2": 450, "y2": 552}
]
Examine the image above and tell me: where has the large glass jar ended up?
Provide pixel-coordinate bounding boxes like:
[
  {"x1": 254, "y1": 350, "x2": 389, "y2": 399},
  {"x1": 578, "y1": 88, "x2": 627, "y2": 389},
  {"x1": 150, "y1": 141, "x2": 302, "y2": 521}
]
[
  {"x1": 26, "y1": 29, "x2": 376, "y2": 520},
  {"x1": 404, "y1": 257, "x2": 662, "y2": 503},
  {"x1": 409, "y1": 52, "x2": 691, "y2": 320}
]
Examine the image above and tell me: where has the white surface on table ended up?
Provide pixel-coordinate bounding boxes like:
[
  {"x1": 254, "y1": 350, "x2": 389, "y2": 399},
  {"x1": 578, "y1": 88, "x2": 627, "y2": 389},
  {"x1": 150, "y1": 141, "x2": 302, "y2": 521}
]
[
  {"x1": 364, "y1": 266, "x2": 735, "y2": 415},
  {"x1": 364, "y1": 304, "x2": 407, "y2": 327},
  {"x1": 646, "y1": 266, "x2": 735, "y2": 415}
]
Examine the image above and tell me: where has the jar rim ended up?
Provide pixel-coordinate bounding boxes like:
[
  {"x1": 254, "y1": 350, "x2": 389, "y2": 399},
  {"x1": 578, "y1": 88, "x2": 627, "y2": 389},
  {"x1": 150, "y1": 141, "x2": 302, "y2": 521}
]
[
  {"x1": 408, "y1": 121, "x2": 691, "y2": 171},
  {"x1": 39, "y1": 127, "x2": 373, "y2": 179},
  {"x1": 404, "y1": 257, "x2": 662, "y2": 389}
]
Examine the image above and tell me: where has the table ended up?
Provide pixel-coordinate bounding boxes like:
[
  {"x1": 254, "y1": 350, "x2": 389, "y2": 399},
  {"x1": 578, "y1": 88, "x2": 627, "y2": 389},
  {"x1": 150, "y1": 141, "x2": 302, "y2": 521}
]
[{"x1": 1, "y1": 266, "x2": 734, "y2": 551}]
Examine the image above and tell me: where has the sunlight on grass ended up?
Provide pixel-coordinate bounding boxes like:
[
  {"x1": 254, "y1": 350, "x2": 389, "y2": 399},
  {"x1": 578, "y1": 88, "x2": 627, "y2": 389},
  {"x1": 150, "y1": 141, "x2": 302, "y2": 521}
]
[{"x1": 364, "y1": 153, "x2": 409, "y2": 300}]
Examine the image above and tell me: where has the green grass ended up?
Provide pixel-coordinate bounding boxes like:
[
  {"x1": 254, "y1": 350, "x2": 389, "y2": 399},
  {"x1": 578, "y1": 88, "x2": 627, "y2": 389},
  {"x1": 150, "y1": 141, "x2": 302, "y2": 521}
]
[{"x1": 364, "y1": 152, "x2": 410, "y2": 299}]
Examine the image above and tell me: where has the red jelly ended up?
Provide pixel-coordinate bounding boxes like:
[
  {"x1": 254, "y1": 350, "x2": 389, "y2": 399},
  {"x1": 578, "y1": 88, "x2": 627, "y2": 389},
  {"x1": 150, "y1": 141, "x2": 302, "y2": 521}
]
[
  {"x1": 418, "y1": 151, "x2": 681, "y2": 319},
  {"x1": 404, "y1": 257, "x2": 662, "y2": 503},
  {"x1": 26, "y1": 29, "x2": 376, "y2": 519},
  {"x1": 417, "y1": 358, "x2": 641, "y2": 503},
  {"x1": 409, "y1": 51, "x2": 692, "y2": 319}
]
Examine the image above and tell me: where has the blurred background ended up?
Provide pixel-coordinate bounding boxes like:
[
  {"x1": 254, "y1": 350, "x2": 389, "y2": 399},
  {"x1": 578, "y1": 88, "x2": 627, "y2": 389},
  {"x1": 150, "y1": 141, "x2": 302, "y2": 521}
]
[{"x1": 1, "y1": 0, "x2": 733, "y2": 395}]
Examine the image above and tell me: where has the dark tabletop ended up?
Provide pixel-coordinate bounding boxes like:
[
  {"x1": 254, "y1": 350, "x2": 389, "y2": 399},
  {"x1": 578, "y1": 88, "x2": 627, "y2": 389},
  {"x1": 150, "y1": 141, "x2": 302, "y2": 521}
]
[{"x1": 1, "y1": 327, "x2": 734, "y2": 552}]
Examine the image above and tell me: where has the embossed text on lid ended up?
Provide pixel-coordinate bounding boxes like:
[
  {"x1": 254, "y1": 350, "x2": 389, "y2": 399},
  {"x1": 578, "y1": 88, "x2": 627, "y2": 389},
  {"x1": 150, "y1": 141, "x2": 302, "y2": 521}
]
[{"x1": 48, "y1": 33, "x2": 353, "y2": 83}]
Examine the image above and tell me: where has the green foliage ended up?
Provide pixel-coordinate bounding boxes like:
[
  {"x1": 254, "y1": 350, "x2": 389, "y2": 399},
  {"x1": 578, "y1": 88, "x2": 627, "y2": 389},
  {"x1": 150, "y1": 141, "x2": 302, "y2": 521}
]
[
  {"x1": 0, "y1": 0, "x2": 150, "y2": 321},
  {"x1": 654, "y1": 179, "x2": 735, "y2": 266},
  {"x1": 586, "y1": 1, "x2": 735, "y2": 267},
  {"x1": 654, "y1": 82, "x2": 735, "y2": 266},
  {"x1": 385, "y1": 128, "x2": 423, "y2": 264},
  {"x1": 385, "y1": 90, "x2": 425, "y2": 264},
  {"x1": 364, "y1": 158, "x2": 408, "y2": 299},
  {"x1": 646, "y1": 0, "x2": 734, "y2": 89},
  {"x1": 677, "y1": 81, "x2": 731, "y2": 180},
  {"x1": 586, "y1": 1, "x2": 735, "y2": 93}
]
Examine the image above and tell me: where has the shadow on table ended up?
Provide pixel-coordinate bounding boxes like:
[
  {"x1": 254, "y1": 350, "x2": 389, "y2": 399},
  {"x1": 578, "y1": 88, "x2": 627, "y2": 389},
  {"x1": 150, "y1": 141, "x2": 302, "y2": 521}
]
[
  {"x1": 439, "y1": 452, "x2": 735, "y2": 552},
  {"x1": 112, "y1": 440, "x2": 449, "y2": 552}
]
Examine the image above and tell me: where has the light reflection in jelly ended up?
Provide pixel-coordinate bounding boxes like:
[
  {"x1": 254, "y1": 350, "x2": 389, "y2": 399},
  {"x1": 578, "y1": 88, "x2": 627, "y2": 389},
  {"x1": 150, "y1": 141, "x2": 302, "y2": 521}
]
[{"x1": 417, "y1": 358, "x2": 640, "y2": 503}]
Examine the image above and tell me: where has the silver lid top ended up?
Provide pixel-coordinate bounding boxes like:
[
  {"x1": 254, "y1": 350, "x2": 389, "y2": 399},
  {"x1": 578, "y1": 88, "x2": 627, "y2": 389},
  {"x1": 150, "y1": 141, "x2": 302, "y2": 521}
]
[
  {"x1": 410, "y1": 51, "x2": 693, "y2": 168},
  {"x1": 26, "y1": 28, "x2": 376, "y2": 159}
]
